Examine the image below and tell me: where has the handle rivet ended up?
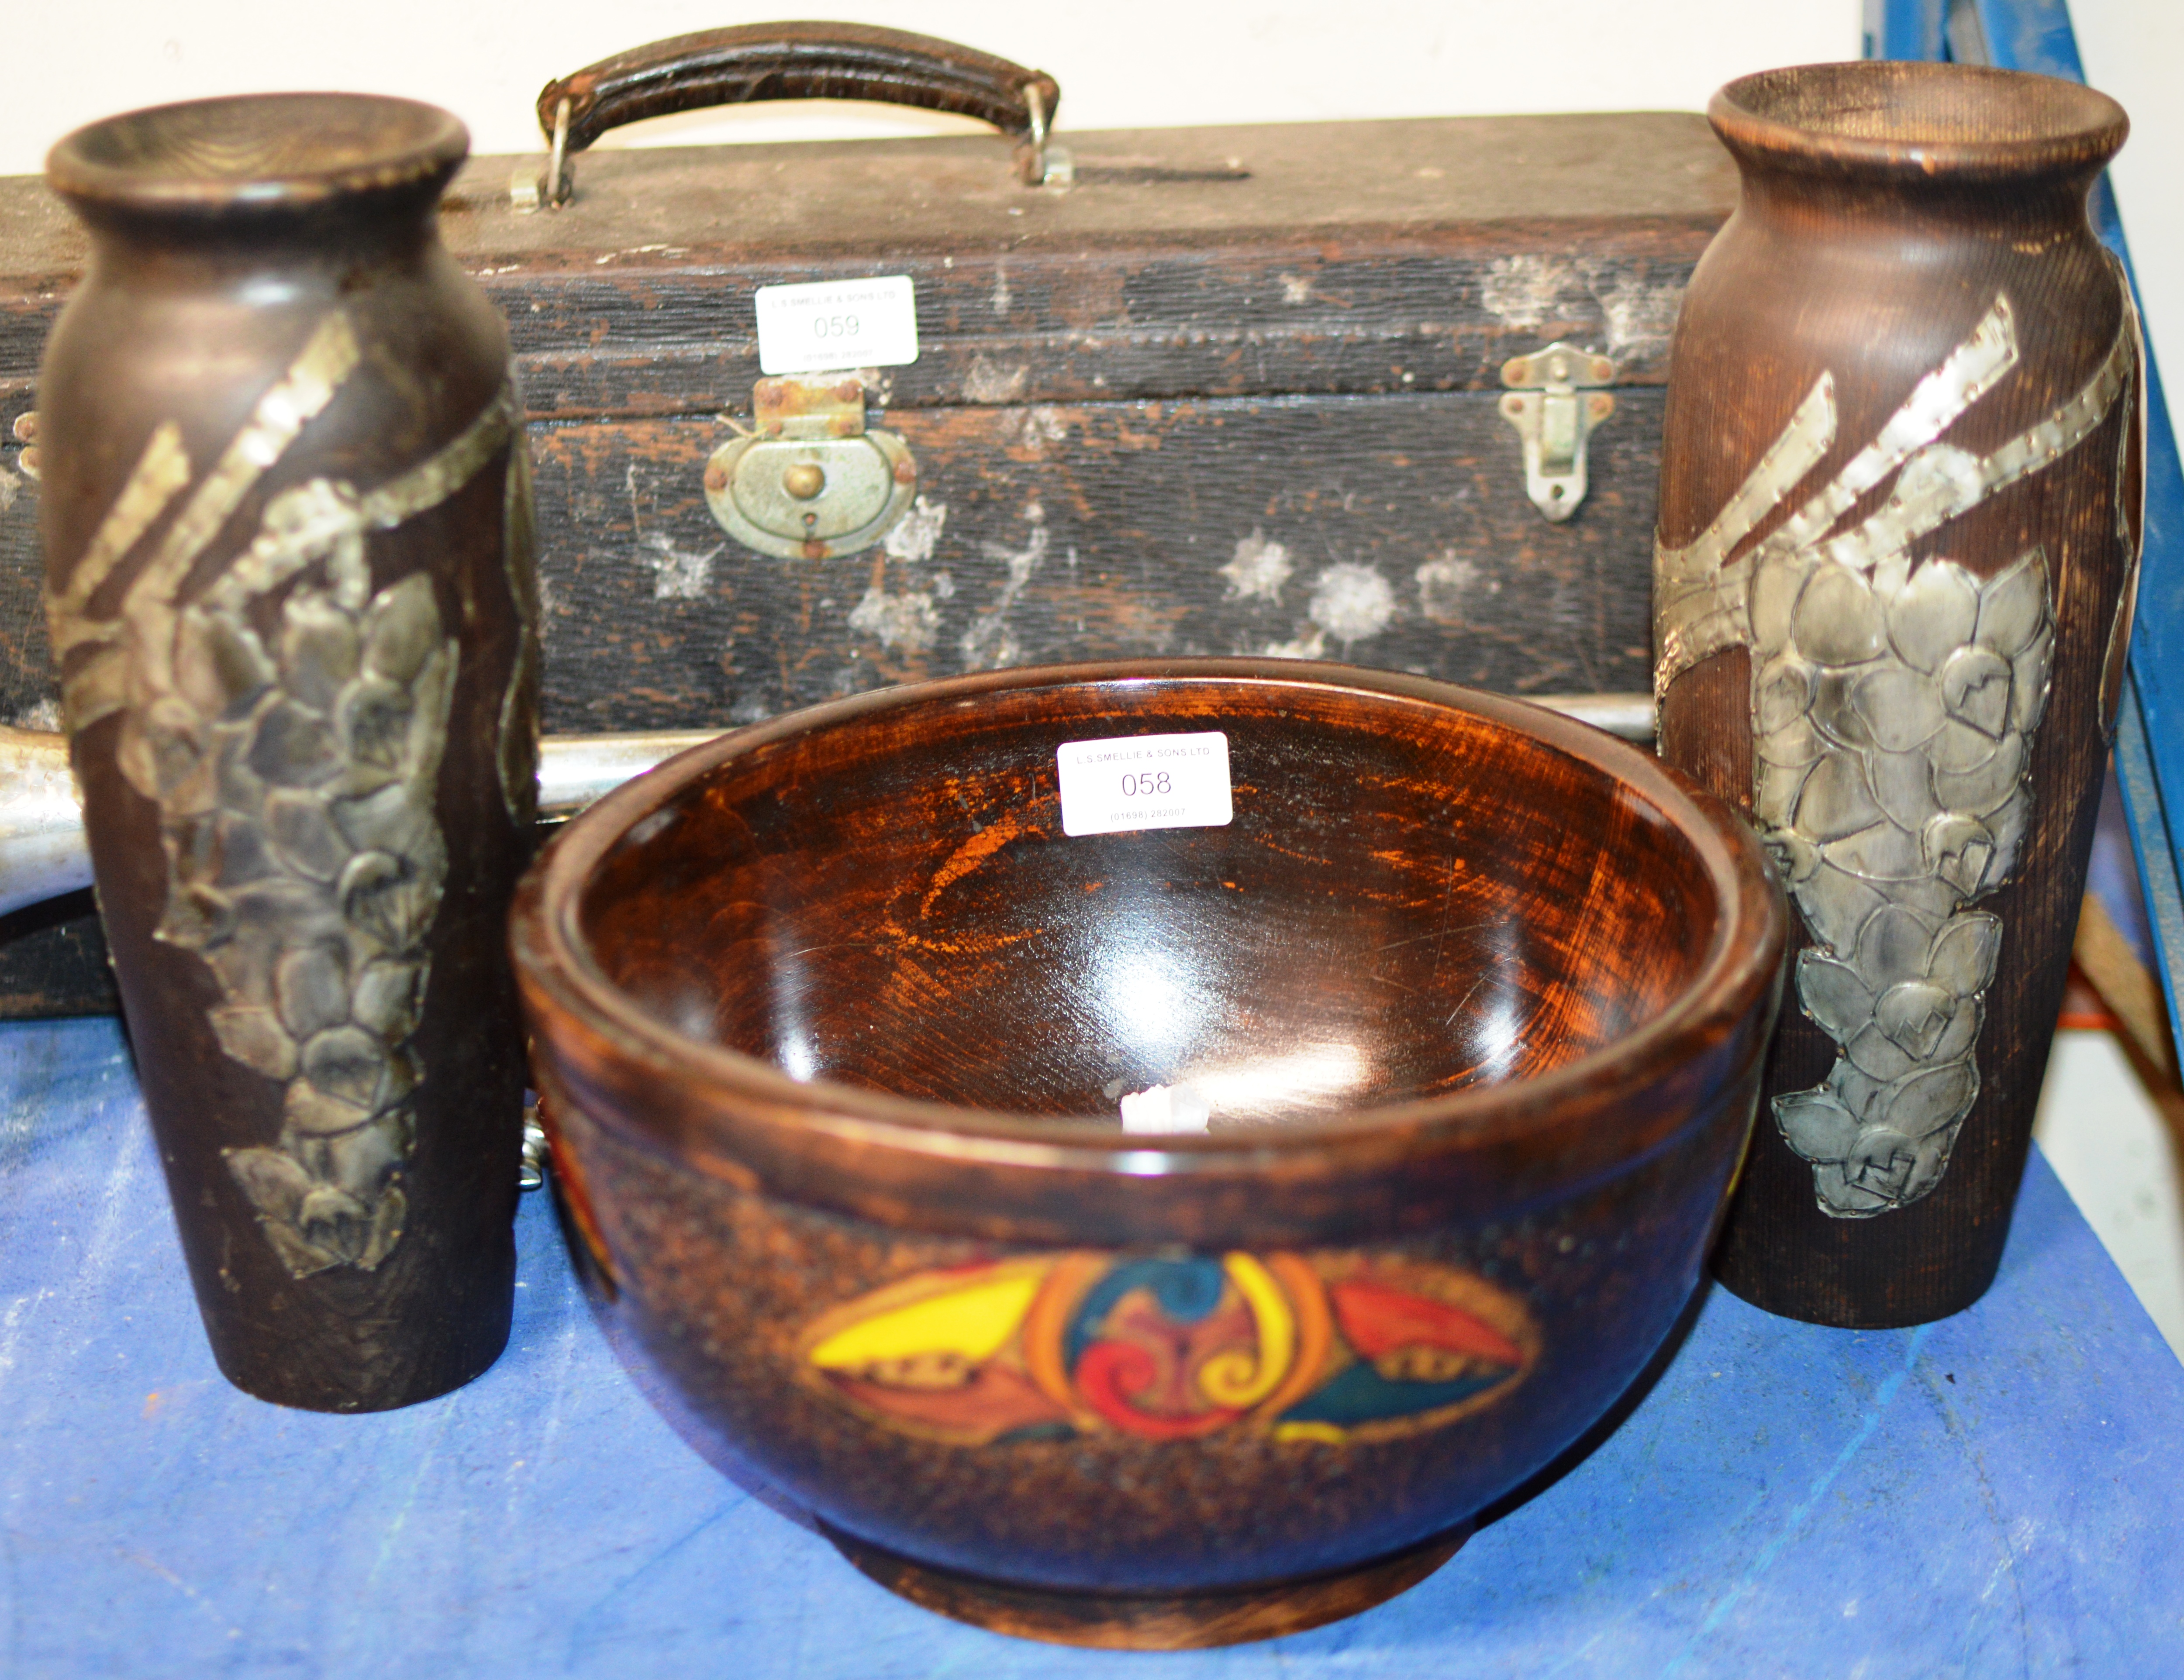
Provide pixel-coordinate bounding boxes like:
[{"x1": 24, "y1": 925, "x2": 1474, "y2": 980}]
[{"x1": 783, "y1": 463, "x2": 826, "y2": 500}]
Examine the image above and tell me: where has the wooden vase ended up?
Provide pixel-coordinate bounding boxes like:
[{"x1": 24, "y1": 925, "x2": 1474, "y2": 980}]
[
  {"x1": 39, "y1": 94, "x2": 541, "y2": 1408},
  {"x1": 1654, "y1": 62, "x2": 2142, "y2": 1327}
]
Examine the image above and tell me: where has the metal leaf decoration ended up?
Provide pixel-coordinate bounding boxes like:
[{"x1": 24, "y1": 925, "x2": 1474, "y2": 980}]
[
  {"x1": 1656, "y1": 289, "x2": 2137, "y2": 1218},
  {"x1": 48, "y1": 310, "x2": 517, "y2": 1274}
]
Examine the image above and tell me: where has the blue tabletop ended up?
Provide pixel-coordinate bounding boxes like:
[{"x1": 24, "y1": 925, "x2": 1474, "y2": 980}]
[{"x1": 1, "y1": 1014, "x2": 2180, "y2": 1678}]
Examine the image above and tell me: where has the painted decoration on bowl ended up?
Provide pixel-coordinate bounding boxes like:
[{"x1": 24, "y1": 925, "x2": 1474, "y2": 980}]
[{"x1": 798, "y1": 1251, "x2": 1537, "y2": 1446}]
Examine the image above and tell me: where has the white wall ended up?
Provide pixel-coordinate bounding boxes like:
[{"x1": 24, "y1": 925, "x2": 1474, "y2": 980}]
[
  {"x1": 8, "y1": 3, "x2": 1858, "y2": 165},
  {"x1": 4, "y1": 2, "x2": 2175, "y2": 434},
  {"x1": 2073, "y1": 0, "x2": 2184, "y2": 437}
]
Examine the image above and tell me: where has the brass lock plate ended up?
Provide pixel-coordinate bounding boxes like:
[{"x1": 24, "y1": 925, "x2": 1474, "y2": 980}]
[
  {"x1": 1498, "y1": 344, "x2": 1616, "y2": 523},
  {"x1": 704, "y1": 375, "x2": 917, "y2": 560}
]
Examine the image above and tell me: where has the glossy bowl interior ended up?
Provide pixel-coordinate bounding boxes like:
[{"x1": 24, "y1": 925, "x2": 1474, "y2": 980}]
[
  {"x1": 570, "y1": 668, "x2": 1733, "y2": 1132},
  {"x1": 514, "y1": 661, "x2": 1784, "y2": 1643}
]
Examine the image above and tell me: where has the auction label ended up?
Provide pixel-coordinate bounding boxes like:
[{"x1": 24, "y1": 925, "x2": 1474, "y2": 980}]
[
  {"x1": 1056, "y1": 732, "x2": 1232, "y2": 837},
  {"x1": 755, "y1": 275, "x2": 919, "y2": 375}
]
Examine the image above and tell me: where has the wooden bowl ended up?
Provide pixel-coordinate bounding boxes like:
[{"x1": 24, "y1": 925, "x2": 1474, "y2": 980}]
[{"x1": 511, "y1": 659, "x2": 1785, "y2": 1649}]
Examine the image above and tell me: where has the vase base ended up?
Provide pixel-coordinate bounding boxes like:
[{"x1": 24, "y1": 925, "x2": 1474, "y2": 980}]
[
  {"x1": 1711, "y1": 1248, "x2": 1997, "y2": 1329},
  {"x1": 820, "y1": 1522, "x2": 1469, "y2": 1650}
]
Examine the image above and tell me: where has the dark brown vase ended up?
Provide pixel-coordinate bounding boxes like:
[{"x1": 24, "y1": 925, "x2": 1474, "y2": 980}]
[
  {"x1": 39, "y1": 94, "x2": 542, "y2": 1409},
  {"x1": 1654, "y1": 62, "x2": 2142, "y2": 1327}
]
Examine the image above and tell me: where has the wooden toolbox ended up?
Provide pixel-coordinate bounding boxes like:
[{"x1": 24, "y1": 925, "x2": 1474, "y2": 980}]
[{"x1": 0, "y1": 25, "x2": 1736, "y2": 1012}]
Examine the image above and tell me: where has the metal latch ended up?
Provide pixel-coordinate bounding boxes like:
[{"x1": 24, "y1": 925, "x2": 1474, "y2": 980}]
[
  {"x1": 703, "y1": 376, "x2": 918, "y2": 560},
  {"x1": 1498, "y1": 344, "x2": 1616, "y2": 523}
]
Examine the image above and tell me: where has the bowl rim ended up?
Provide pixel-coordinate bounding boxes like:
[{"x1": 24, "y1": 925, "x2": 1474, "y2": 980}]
[{"x1": 513, "y1": 658, "x2": 1786, "y2": 1173}]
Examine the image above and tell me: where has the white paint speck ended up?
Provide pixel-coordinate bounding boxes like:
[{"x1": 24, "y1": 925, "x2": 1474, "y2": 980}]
[
  {"x1": 640, "y1": 532, "x2": 719, "y2": 600},
  {"x1": 9, "y1": 697, "x2": 59, "y2": 732},
  {"x1": 1480, "y1": 255, "x2": 1573, "y2": 331},
  {"x1": 1279, "y1": 273, "x2": 1313, "y2": 305},
  {"x1": 1416, "y1": 551, "x2": 1491, "y2": 624},
  {"x1": 1308, "y1": 563, "x2": 1396, "y2": 644},
  {"x1": 883, "y1": 496, "x2": 948, "y2": 564},
  {"x1": 848, "y1": 585, "x2": 940, "y2": 653},
  {"x1": 963, "y1": 356, "x2": 1030, "y2": 404},
  {"x1": 0, "y1": 464, "x2": 19, "y2": 513},
  {"x1": 1262, "y1": 627, "x2": 1328, "y2": 660},
  {"x1": 1593, "y1": 271, "x2": 1685, "y2": 357},
  {"x1": 1220, "y1": 527, "x2": 1294, "y2": 603},
  {"x1": 962, "y1": 509, "x2": 1048, "y2": 671},
  {"x1": 1001, "y1": 406, "x2": 1070, "y2": 453}
]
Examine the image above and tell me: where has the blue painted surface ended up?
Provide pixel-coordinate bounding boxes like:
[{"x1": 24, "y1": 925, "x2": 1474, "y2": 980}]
[
  {"x1": 1867, "y1": 0, "x2": 1947, "y2": 62},
  {"x1": 1960, "y1": 0, "x2": 2087, "y2": 80},
  {"x1": 2, "y1": 1015, "x2": 2181, "y2": 1678}
]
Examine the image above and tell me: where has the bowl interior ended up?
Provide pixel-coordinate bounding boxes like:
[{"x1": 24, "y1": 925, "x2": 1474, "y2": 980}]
[{"x1": 572, "y1": 675, "x2": 1726, "y2": 1129}]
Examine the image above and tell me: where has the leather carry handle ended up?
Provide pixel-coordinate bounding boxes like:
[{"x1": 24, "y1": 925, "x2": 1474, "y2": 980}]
[{"x1": 535, "y1": 22, "x2": 1062, "y2": 199}]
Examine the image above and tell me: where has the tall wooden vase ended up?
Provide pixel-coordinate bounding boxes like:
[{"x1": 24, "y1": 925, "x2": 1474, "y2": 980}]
[
  {"x1": 39, "y1": 95, "x2": 541, "y2": 1408},
  {"x1": 1654, "y1": 62, "x2": 2141, "y2": 1326}
]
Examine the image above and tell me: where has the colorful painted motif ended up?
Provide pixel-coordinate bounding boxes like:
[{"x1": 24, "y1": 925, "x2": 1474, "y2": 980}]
[{"x1": 798, "y1": 1251, "x2": 1537, "y2": 1447}]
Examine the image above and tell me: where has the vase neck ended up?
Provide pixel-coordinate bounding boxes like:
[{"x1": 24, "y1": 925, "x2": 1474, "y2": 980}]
[
  {"x1": 50, "y1": 92, "x2": 465, "y2": 280},
  {"x1": 1725, "y1": 150, "x2": 2101, "y2": 243},
  {"x1": 72, "y1": 188, "x2": 446, "y2": 282},
  {"x1": 1708, "y1": 60, "x2": 2124, "y2": 244}
]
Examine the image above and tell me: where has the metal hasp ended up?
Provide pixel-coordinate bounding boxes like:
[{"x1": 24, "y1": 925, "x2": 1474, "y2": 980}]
[
  {"x1": 1498, "y1": 344, "x2": 1616, "y2": 522},
  {"x1": 704, "y1": 375, "x2": 918, "y2": 560}
]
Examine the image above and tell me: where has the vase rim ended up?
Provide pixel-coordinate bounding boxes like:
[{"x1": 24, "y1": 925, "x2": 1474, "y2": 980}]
[
  {"x1": 46, "y1": 92, "x2": 468, "y2": 217},
  {"x1": 1711, "y1": 60, "x2": 2125, "y2": 184}
]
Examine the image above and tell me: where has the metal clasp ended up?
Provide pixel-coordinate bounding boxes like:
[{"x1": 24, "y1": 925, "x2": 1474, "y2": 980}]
[
  {"x1": 1021, "y1": 82, "x2": 1073, "y2": 189},
  {"x1": 1499, "y1": 344, "x2": 1616, "y2": 523},
  {"x1": 703, "y1": 376, "x2": 917, "y2": 561},
  {"x1": 512, "y1": 99, "x2": 573, "y2": 213}
]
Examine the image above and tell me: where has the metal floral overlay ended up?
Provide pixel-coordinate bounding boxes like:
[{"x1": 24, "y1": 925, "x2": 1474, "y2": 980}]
[
  {"x1": 48, "y1": 311, "x2": 518, "y2": 1275},
  {"x1": 1656, "y1": 293, "x2": 2136, "y2": 1217}
]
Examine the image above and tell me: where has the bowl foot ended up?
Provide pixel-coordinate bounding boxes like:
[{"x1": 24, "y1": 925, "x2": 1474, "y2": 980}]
[{"x1": 820, "y1": 1522, "x2": 1470, "y2": 1650}]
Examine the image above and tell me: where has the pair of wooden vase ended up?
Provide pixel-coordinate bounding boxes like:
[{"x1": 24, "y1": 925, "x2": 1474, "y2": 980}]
[{"x1": 33, "y1": 52, "x2": 2141, "y2": 1430}]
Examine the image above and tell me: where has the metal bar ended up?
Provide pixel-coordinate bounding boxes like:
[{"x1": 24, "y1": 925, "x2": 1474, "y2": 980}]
[
  {"x1": 0, "y1": 728, "x2": 96, "y2": 919},
  {"x1": 2115, "y1": 673, "x2": 2184, "y2": 1049},
  {"x1": 0, "y1": 691, "x2": 1661, "y2": 920}
]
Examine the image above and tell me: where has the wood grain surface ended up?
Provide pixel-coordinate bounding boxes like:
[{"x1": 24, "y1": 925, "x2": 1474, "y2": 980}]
[{"x1": 0, "y1": 112, "x2": 1734, "y2": 1015}]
